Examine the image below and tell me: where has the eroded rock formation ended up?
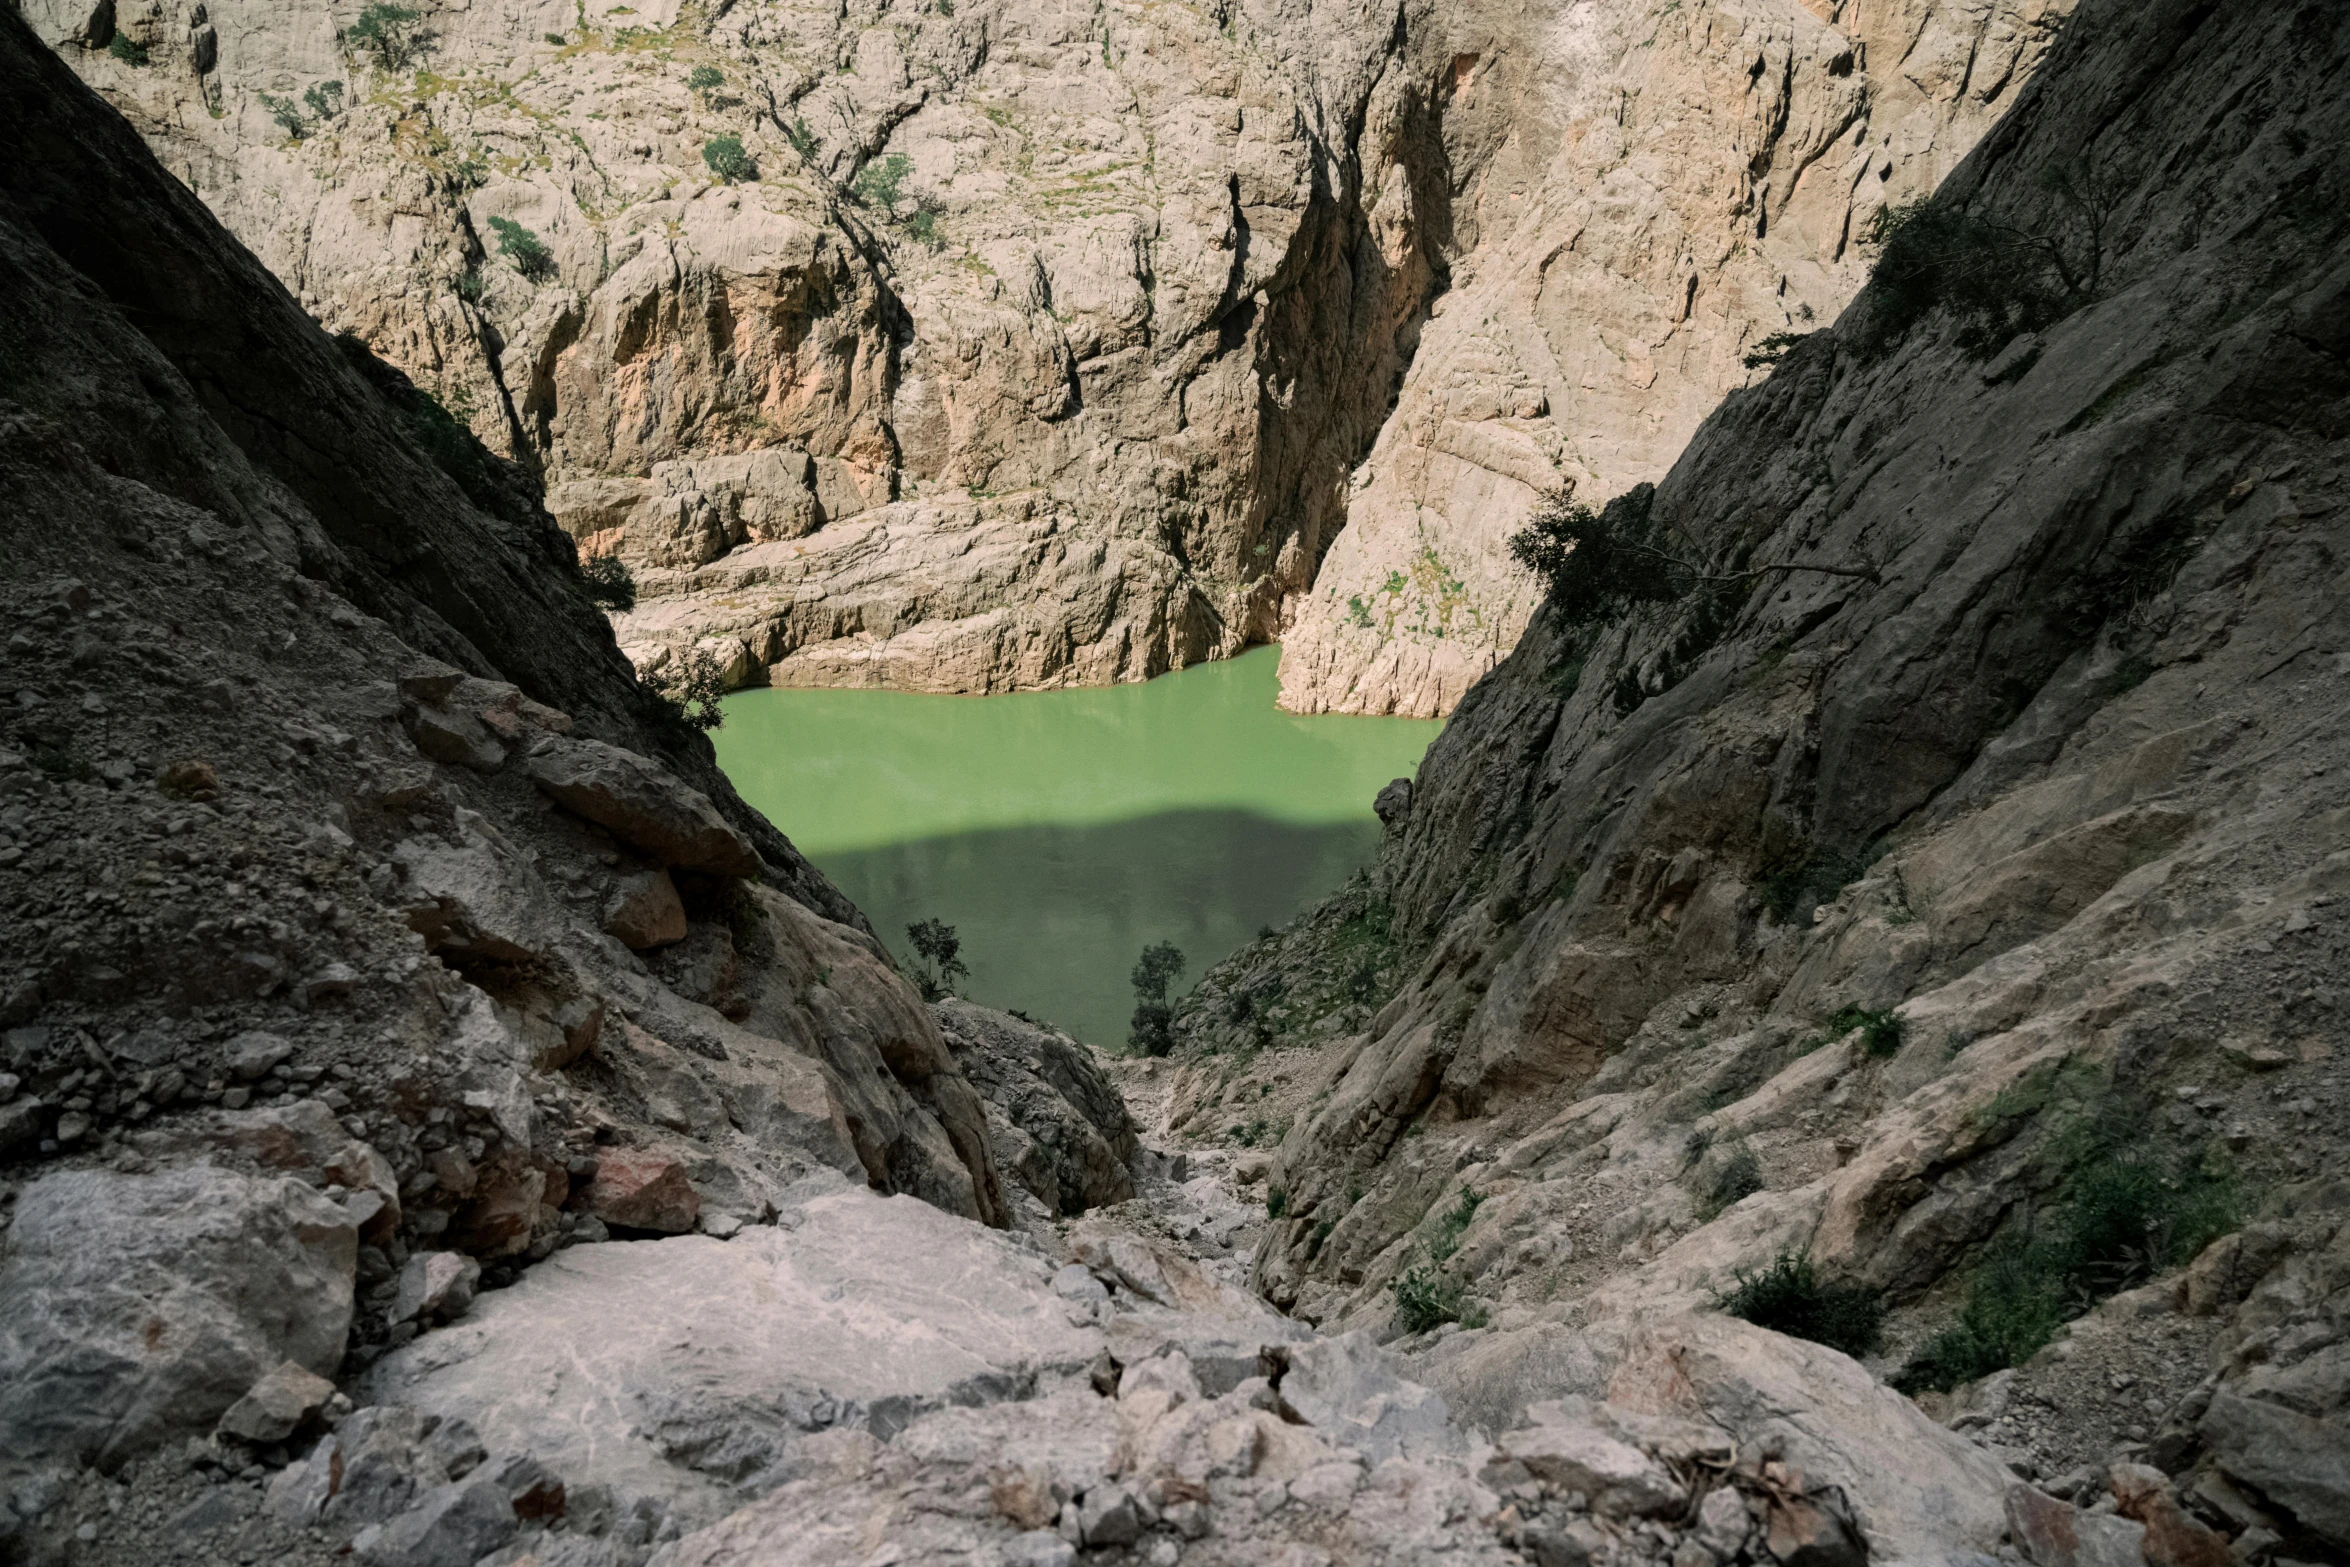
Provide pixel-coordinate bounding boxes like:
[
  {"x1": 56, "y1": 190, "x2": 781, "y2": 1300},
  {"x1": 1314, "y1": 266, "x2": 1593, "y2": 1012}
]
[{"x1": 30, "y1": 0, "x2": 2068, "y2": 712}]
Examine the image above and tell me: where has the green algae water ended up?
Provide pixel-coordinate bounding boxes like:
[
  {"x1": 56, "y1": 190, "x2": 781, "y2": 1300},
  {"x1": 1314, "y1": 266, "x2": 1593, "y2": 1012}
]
[{"x1": 714, "y1": 647, "x2": 1441, "y2": 1047}]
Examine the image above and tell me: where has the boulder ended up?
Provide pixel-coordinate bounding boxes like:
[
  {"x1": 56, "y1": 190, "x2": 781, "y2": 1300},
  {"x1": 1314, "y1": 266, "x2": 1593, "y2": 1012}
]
[
  {"x1": 0, "y1": 1165, "x2": 356, "y2": 1468},
  {"x1": 357, "y1": 1188, "x2": 1102, "y2": 1531},
  {"x1": 141, "y1": 1099, "x2": 403, "y2": 1241},
  {"x1": 2199, "y1": 1389, "x2": 2350, "y2": 1550},
  {"x1": 393, "y1": 1252, "x2": 484, "y2": 1325},
  {"x1": 1276, "y1": 1331, "x2": 1460, "y2": 1465},
  {"x1": 603, "y1": 868, "x2": 689, "y2": 950},
  {"x1": 932, "y1": 1000, "x2": 1137, "y2": 1216},
  {"x1": 352, "y1": 1473, "x2": 518, "y2": 1567},
  {"x1": 579, "y1": 1147, "x2": 700, "y2": 1233},
  {"x1": 522, "y1": 738, "x2": 759, "y2": 877},
  {"x1": 1489, "y1": 1421, "x2": 1684, "y2": 1518},
  {"x1": 2005, "y1": 1484, "x2": 2149, "y2": 1567},
  {"x1": 215, "y1": 1359, "x2": 338, "y2": 1445}
]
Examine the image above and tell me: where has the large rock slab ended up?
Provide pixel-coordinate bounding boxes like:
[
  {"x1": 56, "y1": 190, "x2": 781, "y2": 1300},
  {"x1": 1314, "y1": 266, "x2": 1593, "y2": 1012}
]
[
  {"x1": 356, "y1": 1187, "x2": 1103, "y2": 1529},
  {"x1": 933, "y1": 999, "x2": 1138, "y2": 1217},
  {"x1": 0, "y1": 1164, "x2": 357, "y2": 1469},
  {"x1": 523, "y1": 738, "x2": 760, "y2": 878}
]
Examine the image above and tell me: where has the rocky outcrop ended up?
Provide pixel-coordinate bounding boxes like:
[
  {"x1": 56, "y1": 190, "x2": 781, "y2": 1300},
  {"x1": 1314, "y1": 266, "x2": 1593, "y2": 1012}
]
[
  {"x1": 1154, "y1": 0, "x2": 2349, "y2": 1507},
  {"x1": 1276, "y1": 0, "x2": 2075, "y2": 717},
  {"x1": 0, "y1": 2, "x2": 1006, "y2": 1496},
  {"x1": 934, "y1": 998, "x2": 1141, "y2": 1221}
]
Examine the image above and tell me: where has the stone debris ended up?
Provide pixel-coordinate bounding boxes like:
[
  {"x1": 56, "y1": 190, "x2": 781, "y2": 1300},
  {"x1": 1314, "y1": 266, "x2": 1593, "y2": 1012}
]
[{"x1": 216, "y1": 1361, "x2": 341, "y2": 1446}]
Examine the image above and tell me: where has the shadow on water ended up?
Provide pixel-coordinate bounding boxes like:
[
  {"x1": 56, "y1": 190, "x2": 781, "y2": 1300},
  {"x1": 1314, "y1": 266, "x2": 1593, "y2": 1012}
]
[{"x1": 817, "y1": 809, "x2": 1381, "y2": 1049}]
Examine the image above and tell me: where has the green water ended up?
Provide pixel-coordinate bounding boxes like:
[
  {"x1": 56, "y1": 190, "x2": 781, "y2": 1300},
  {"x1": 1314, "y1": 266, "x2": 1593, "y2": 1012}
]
[{"x1": 713, "y1": 647, "x2": 1442, "y2": 1046}]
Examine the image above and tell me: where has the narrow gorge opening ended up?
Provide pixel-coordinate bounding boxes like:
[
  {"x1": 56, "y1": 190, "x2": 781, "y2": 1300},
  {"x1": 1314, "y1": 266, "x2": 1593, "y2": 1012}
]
[{"x1": 713, "y1": 647, "x2": 1440, "y2": 1045}]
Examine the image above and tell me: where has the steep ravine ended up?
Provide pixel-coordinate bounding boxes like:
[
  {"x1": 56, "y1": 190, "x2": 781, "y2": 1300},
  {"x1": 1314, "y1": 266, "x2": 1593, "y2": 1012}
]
[
  {"x1": 0, "y1": 12, "x2": 2056, "y2": 1567},
  {"x1": 1170, "y1": 0, "x2": 2350, "y2": 1555}
]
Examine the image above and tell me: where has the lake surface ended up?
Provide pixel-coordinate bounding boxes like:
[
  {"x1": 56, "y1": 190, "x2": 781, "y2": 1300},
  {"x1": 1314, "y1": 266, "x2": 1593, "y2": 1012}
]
[{"x1": 714, "y1": 647, "x2": 1442, "y2": 1046}]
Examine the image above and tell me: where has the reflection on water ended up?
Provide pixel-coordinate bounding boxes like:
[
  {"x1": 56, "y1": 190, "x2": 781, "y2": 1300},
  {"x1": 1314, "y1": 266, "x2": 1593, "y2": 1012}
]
[
  {"x1": 714, "y1": 648, "x2": 1442, "y2": 1047},
  {"x1": 823, "y1": 812, "x2": 1379, "y2": 1046}
]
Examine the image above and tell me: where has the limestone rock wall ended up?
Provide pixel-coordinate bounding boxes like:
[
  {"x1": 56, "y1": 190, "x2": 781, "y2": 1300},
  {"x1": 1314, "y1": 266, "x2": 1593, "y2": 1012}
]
[
  {"x1": 34, "y1": 0, "x2": 2067, "y2": 707},
  {"x1": 1276, "y1": 0, "x2": 2073, "y2": 717}
]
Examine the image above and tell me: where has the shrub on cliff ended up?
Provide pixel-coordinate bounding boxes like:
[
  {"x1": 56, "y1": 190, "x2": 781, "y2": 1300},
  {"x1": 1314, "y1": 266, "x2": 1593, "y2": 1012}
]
[
  {"x1": 703, "y1": 135, "x2": 757, "y2": 184},
  {"x1": 487, "y1": 216, "x2": 556, "y2": 281},
  {"x1": 340, "y1": 3, "x2": 429, "y2": 69},
  {"x1": 578, "y1": 553, "x2": 635, "y2": 611},
  {"x1": 1716, "y1": 1253, "x2": 1884, "y2": 1359},
  {"x1": 906, "y1": 918, "x2": 970, "y2": 1001},
  {"x1": 647, "y1": 646, "x2": 728, "y2": 733}
]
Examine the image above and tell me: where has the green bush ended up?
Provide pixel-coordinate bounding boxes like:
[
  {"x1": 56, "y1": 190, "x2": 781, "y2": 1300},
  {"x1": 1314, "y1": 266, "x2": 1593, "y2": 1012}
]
[
  {"x1": 303, "y1": 80, "x2": 346, "y2": 120},
  {"x1": 1717, "y1": 1252, "x2": 1884, "y2": 1358},
  {"x1": 905, "y1": 918, "x2": 970, "y2": 1001},
  {"x1": 688, "y1": 64, "x2": 723, "y2": 94},
  {"x1": 107, "y1": 34, "x2": 150, "y2": 65},
  {"x1": 259, "y1": 93, "x2": 307, "y2": 138},
  {"x1": 340, "y1": 3, "x2": 428, "y2": 69},
  {"x1": 850, "y1": 151, "x2": 911, "y2": 210},
  {"x1": 1826, "y1": 1004, "x2": 1906, "y2": 1058},
  {"x1": 1507, "y1": 485, "x2": 1677, "y2": 633},
  {"x1": 785, "y1": 117, "x2": 819, "y2": 164},
  {"x1": 1424, "y1": 1188, "x2": 1484, "y2": 1264},
  {"x1": 487, "y1": 216, "x2": 556, "y2": 280},
  {"x1": 703, "y1": 134, "x2": 757, "y2": 184},
  {"x1": 579, "y1": 552, "x2": 636, "y2": 611},
  {"x1": 403, "y1": 386, "x2": 494, "y2": 500},
  {"x1": 648, "y1": 645, "x2": 728, "y2": 733},
  {"x1": 1392, "y1": 1267, "x2": 1485, "y2": 1334},
  {"x1": 1696, "y1": 1141, "x2": 1764, "y2": 1220},
  {"x1": 1128, "y1": 940, "x2": 1185, "y2": 1056},
  {"x1": 1759, "y1": 850, "x2": 1865, "y2": 924},
  {"x1": 1741, "y1": 330, "x2": 1809, "y2": 370},
  {"x1": 1896, "y1": 1132, "x2": 2239, "y2": 1392}
]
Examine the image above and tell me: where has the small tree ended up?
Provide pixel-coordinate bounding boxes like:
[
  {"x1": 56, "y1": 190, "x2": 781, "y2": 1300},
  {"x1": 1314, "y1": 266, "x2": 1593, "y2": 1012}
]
[
  {"x1": 487, "y1": 216, "x2": 556, "y2": 280},
  {"x1": 259, "y1": 93, "x2": 308, "y2": 139},
  {"x1": 905, "y1": 919, "x2": 970, "y2": 1001},
  {"x1": 579, "y1": 553, "x2": 635, "y2": 611},
  {"x1": 303, "y1": 80, "x2": 346, "y2": 120},
  {"x1": 648, "y1": 645, "x2": 727, "y2": 732},
  {"x1": 340, "y1": 3, "x2": 428, "y2": 69},
  {"x1": 1508, "y1": 483, "x2": 1877, "y2": 635},
  {"x1": 1127, "y1": 940, "x2": 1184, "y2": 1057},
  {"x1": 687, "y1": 64, "x2": 723, "y2": 100},
  {"x1": 703, "y1": 134, "x2": 757, "y2": 184},
  {"x1": 850, "y1": 152, "x2": 911, "y2": 211},
  {"x1": 784, "y1": 117, "x2": 820, "y2": 165}
]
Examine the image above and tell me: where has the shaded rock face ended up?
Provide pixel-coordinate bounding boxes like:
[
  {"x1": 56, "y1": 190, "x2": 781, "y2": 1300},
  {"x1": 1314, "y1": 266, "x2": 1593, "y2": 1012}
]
[
  {"x1": 1274, "y1": 0, "x2": 2076, "y2": 718},
  {"x1": 33, "y1": 0, "x2": 2062, "y2": 712},
  {"x1": 933, "y1": 998, "x2": 1140, "y2": 1220},
  {"x1": 1156, "y1": 0, "x2": 2350, "y2": 1404},
  {"x1": 0, "y1": 5, "x2": 1007, "y2": 1485}
]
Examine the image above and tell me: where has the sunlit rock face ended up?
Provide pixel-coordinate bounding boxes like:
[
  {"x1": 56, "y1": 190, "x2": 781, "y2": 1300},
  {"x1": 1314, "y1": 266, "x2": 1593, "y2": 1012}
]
[{"x1": 35, "y1": 0, "x2": 2064, "y2": 707}]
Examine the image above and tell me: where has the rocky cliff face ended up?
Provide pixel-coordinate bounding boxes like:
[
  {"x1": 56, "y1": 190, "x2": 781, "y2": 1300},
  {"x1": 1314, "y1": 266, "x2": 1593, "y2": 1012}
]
[
  {"x1": 1165, "y1": 0, "x2": 2350, "y2": 1550},
  {"x1": 0, "y1": 0, "x2": 1144, "y2": 1485},
  {"x1": 1274, "y1": 0, "x2": 2073, "y2": 717},
  {"x1": 28, "y1": 0, "x2": 2065, "y2": 712}
]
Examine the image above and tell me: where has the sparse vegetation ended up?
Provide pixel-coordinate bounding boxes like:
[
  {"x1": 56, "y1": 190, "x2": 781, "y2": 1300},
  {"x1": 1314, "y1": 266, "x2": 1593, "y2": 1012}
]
[
  {"x1": 905, "y1": 918, "x2": 970, "y2": 1001},
  {"x1": 1128, "y1": 940, "x2": 1185, "y2": 1056},
  {"x1": 850, "y1": 152, "x2": 912, "y2": 211},
  {"x1": 579, "y1": 553, "x2": 636, "y2": 611},
  {"x1": 1267, "y1": 1187, "x2": 1288, "y2": 1219},
  {"x1": 1741, "y1": 329, "x2": 1809, "y2": 369},
  {"x1": 1759, "y1": 849, "x2": 1867, "y2": 924},
  {"x1": 1694, "y1": 1140, "x2": 1764, "y2": 1219},
  {"x1": 648, "y1": 646, "x2": 728, "y2": 733},
  {"x1": 107, "y1": 34, "x2": 150, "y2": 66},
  {"x1": 1716, "y1": 1252, "x2": 1885, "y2": 1358},
  {"x1": 303, "y1": 80, "x2": 346, "y2": 121},
  {"x1": 1823, "y1": 1004, "x2": 1905, "y2": 1058},
  {"x1": 339, "y1": 3, "x2": 429, "y2": 70},
  {"x1": 703, "y1": 134, "x2": 757, "y2": 184},
  {"x1": 784, "y1": 117, "x2": 819, "y2": 165},
  {"x1": 1896, "y1": 1126, "x2": 2239, "y2": 1392},
  {"x1": 1853, "y1": 160, "x2": 2128, "y2": 359},
  {"x1": 1511, "y1": 483, "x2": 1875, "y2": 640},
  {"x1": 1392, "y1": 1267, "x2": 1486, "y2": 1334},
  {"x1": 487, "y1": 216, "x2": 556, "y2": 280},
  {"x1": 688, "y1": 64, "x2": 723, "y2": 96},
  {"x1": 259, "y1": 93, "x2": 308, "y2": 139},
  {"x1": 1423, "y1": 1188, "x2": 1484, "y2": 1263}
]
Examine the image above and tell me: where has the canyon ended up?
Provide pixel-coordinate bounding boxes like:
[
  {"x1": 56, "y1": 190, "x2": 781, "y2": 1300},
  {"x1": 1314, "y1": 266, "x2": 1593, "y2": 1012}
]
[
  {"x1": 27, "y1": 0, "x2": 2066, "y2": 713},
  {"x1": 1, "y1": 0, "x2": 2347, "y2": 1566}
]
